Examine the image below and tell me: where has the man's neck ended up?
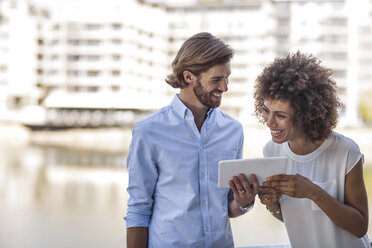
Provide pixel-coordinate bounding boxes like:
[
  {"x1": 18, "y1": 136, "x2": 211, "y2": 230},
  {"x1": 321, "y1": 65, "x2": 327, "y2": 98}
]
[{"x1": 179, "y1": 91, "x2": 209, "y2": 132}]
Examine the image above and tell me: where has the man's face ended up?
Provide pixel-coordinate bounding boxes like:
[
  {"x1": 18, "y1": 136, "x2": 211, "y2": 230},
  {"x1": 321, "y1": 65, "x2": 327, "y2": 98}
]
[{"x1": 193, "y1": 62, "x2": 231, "y2": 108}]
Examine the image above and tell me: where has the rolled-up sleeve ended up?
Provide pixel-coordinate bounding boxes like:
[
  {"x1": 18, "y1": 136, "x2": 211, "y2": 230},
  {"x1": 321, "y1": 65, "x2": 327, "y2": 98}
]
[{"x1": 125, "y1": 123, "x2": 158, "y2": 228}]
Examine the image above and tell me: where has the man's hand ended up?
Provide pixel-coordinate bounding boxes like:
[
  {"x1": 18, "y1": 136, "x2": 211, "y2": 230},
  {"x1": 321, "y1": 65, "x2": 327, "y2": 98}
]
[{"x1": 228, "y1": 173, "x2": 259, "y2": 217}]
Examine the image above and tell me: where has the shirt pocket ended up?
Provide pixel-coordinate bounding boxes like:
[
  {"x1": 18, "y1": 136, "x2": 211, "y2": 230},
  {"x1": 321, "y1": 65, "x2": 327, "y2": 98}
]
[{"x1": 311, "y1": 179, "x2": 337, "y2": 211}]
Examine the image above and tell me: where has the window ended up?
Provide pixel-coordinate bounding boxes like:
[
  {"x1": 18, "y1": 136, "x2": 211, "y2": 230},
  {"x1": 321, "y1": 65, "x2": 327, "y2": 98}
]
[
  {"x1": 87, "y1": 70, "x2": 100, "y2": 77},
  {"x1": 86, "y1": 55, "x2": 101, "y2": 61},
  {"x1": 112, "y1": 39, "x2": 122, "y2": 44},
  {"x1": 332, "y1": 69, "x2": 347, "y2": 78},
  {"x1": 86, "y1": 24, "x2": 101, "y2": 30},
  {"x1": 87, "y1": 40, "x2": 101, "y2": 45},
  {"x1": 67, "y1": 86, "x2": 81, "y2": 92},
  {"x1": 87, "y1": 86, "x2": 99, "y2": 92},
  {"x1": 0, "y1": 65, "x2": 7, "y2": 72},
  {"x1": 68, "y1": 55, "x2": 80, "y2": 61},
  {"x1": 331, "y1": 52, "x2": 347, "y2": 60},
  {"x1": 67, "y1": 70, "x2": 79, "y2": 77},
  {"x1": 330, "y1": 18, "x2": 347, "y2": 26},
  {"x1": 112, "y1": 54, "x2": 121, "y2": 61},
  {"x1": 111, "y1": 70, "x2": 121, "y2": 76},
  {"x1": 68, "y1": 39, "x2": 80, "y2": 45},
  {"x1": 112, "y1": 23, "x2": 122, "y2": 30},
  {"x1": 111, "y1": 85, "x2": 120, "y2": 92}
]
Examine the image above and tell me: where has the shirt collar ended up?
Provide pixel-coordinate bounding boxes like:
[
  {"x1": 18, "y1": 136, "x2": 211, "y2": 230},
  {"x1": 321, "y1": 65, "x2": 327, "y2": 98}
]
[
  {"x1": 170, "y1": 94, "x2": 189, "y2": 120},
  {"x1": 171, "y1": 94, "x2": 216, "y2": 120}
]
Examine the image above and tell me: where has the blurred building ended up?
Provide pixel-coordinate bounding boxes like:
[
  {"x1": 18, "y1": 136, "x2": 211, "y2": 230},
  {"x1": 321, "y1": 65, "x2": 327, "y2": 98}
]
[
  {"x1": 0, "y1": 0, "x2": 49, "y2": 124},
  {"x1": 36, "y1": 1, "x2": 171, "y2": 127},
  {"x1": 0, "y1": 0, "x2": 371, "y2": 128},
  {"x1": 159, "y1": 0, "x2": 372, "y2": 125},
  {"x1": 0, "y1": 0, "x2": 171, "y2": 128}
]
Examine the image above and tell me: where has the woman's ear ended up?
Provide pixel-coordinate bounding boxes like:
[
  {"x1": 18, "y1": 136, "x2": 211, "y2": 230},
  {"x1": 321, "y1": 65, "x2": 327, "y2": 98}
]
[{"x1": 183, "y1": 70, "x2": 195, "y2": 86}]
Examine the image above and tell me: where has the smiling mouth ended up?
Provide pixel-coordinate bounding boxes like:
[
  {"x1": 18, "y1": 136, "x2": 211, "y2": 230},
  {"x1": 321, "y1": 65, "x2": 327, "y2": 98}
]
[
  {"x1": 271, "y1": 130, "x2": 284, "y2": 137},
  {"x1": 211, "y1": 92, "x2": 222, "y2": 98}
]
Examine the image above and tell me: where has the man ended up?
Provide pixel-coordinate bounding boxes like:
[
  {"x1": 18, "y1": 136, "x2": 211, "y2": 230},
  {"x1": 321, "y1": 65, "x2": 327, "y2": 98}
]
[{"x1": 125, "y1": 32, "x2": 258, "y2": 248}]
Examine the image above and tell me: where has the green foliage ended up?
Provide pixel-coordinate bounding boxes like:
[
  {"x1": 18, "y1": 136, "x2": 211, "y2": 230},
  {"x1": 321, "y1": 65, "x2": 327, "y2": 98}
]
[
  {"x1": 363, "y1": 168, "x2": 372, "y2": 207},
  {"x1": 359, "y1": 91, "x2": 372, "y2": 123}
]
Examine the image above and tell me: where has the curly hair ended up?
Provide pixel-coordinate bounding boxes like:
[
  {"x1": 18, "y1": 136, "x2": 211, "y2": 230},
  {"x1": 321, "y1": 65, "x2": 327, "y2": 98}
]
[
  {"x1": 254, "y1": 51, "x2": 342, "y2": 143},
  {"x1": 165, "y1": 32, "x2": 234, "y2": 89}
]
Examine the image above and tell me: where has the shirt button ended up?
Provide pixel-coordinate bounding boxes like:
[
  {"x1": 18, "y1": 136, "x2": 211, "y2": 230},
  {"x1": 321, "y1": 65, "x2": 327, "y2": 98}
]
[
  {"x1": 202, "y1": 200, "x2": 206, "y2": 205},
  {"x1": 205, "y1": 227, "x2": 209, "y2": 231},
  {"x1": 201, "y1": 173, "x2": 205, "y2": 178}
]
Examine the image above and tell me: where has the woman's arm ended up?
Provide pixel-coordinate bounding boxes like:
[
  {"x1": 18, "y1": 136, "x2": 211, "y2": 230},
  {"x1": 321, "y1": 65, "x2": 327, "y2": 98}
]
[
  {"x1": 267, "y1": 158, "x2": 368, "y2": 237},
  {"x1": 258, "y1": 187, "x2": 283, "y2": 222},
  {"x1": 312, "y1": 159, "x2": 368, "y2": 237}
]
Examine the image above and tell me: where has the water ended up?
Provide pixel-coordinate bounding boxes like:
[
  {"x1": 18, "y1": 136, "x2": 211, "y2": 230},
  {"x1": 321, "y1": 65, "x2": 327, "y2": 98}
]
[
  {"x1": 0, "y1": 141, "x2": 127, "y2": 248},
  {"x1": 0, "y1": 127, "x2": 371, "y2": 248}
]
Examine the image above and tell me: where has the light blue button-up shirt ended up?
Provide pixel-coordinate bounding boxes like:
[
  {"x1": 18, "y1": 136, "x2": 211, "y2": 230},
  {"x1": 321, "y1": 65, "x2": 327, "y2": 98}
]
[{"x1": 125, "y1": 94, "x2": 244, "y2": 248}]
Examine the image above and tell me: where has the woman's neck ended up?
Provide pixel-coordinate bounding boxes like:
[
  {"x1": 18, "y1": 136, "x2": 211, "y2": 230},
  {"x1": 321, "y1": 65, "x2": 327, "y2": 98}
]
[{"x1": 288, "y1": 138, "x2": 326, "y2": 155}]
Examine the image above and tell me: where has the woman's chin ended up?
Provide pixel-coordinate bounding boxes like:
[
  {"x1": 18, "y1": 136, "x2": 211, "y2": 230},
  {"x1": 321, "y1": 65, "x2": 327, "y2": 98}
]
[{"x1": 271, "y1": 137, "x2": 286, "y2": 144}]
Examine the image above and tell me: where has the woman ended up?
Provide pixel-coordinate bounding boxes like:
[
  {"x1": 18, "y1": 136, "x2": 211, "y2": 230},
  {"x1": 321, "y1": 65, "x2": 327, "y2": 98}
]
[{"x1": 255, "y1": 51, "x2": 369, "y2": 247}]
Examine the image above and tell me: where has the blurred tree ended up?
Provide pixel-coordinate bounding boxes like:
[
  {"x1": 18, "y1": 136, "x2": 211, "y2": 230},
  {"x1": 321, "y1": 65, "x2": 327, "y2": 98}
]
[{"x1": 359, "y1": 91, "x2": 372, "y2": 123}]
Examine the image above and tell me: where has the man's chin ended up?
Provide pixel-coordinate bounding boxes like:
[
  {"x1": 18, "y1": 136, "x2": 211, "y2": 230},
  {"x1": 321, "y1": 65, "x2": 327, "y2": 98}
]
[{"x1": 206, "y1": 102, "x2": 221, "y2": 108}]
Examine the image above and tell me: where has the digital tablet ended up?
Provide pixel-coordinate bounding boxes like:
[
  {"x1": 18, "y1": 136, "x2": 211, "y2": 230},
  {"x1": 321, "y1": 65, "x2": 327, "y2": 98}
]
[{"x1": 218, "y1": 157, "x2": 287, "y2": 188}]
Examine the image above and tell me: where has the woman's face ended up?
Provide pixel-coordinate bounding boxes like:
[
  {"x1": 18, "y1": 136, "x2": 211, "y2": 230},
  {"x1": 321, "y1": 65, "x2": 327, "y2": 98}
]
[{"x1": 262, "y1": 99, "x2": 302, "y2": 144}]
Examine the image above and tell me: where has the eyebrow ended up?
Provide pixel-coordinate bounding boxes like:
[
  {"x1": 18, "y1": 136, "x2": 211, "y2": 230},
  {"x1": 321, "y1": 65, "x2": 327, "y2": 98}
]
[
  {"x1": 211, "y1": 72, "x2": 231, "y2": 80},
  {"x1": 263, "y1": 105, "x2": 289, "y2": 115}
]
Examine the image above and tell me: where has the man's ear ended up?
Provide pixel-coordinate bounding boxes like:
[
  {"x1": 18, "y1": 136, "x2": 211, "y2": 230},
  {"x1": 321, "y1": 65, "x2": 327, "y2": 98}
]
[{"x1": 183, "y1": 70, "x2": 195, "y2": 86}]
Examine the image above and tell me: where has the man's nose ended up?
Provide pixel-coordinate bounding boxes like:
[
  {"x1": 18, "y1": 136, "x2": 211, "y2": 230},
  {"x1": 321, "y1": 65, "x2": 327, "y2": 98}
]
[{"x1": 218, "y1": 78, "x2": 228, "y2": 92}]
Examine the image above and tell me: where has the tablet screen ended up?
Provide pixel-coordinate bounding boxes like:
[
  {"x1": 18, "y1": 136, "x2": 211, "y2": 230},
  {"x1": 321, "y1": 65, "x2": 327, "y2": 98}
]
[{"x1": 218, "y1": 157, "x2": 287, "y2": 188}]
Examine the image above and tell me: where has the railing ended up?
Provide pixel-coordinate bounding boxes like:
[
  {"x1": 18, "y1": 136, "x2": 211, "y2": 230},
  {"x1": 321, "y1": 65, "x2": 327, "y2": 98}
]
[
  {"x1": 239, "y1": 245, "x2": 290, "y2": 248},
  {"x1": 238, "y1": 238, "x2": 372, "y2": 248}
]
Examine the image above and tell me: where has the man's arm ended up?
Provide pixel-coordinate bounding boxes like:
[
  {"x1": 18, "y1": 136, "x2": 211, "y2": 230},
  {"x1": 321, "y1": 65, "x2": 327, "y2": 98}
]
[
  {"x1": 125, "y1": 124, "x2": 158, "y2": 247},
  {"x1": 127, "y1": 227, "x2": 148, "y2": 248},
  {"x1": 228, "y1": 197, "x2": 255, "y2": 218}
]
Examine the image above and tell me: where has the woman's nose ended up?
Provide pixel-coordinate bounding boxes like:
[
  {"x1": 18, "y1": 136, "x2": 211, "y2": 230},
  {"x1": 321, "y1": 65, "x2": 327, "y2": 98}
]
[{"x1": 266, "y1": 115, "x2": 275, "y2": 128}]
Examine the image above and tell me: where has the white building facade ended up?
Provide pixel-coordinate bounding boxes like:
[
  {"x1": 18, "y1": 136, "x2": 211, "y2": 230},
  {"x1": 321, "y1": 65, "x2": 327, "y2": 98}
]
[{"x1": 0, "y1": 0, "x2": 371, "y2": 127}]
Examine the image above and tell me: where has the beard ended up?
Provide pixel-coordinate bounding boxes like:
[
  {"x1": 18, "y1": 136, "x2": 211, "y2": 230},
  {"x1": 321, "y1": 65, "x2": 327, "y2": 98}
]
[{"x1": 193, "y1": 78, "x2": 222, "y2": 108}]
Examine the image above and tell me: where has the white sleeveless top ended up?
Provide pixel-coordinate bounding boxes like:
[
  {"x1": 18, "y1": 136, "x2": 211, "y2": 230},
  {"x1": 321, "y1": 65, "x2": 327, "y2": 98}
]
[{"x1": 263, "y1": 131, "x2": 370, "y2": 248}]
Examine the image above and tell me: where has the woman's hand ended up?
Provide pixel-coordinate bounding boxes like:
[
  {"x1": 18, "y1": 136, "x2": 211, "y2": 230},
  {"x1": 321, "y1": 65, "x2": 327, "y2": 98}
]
[
  {"x1": 259, "y1": 182, "x2": 283, "y2": 221},
  {"x1": 229, "y1": 173, "x2": 259, "y2": 208},
  {"x1": 258, "y1": 182, "x2": 282, "y2": 204},
  {"x1": 266, "y1": 173, "x2": 316, "y2": 199}
]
